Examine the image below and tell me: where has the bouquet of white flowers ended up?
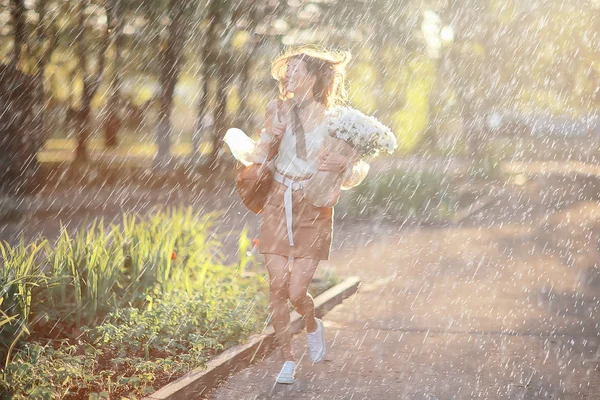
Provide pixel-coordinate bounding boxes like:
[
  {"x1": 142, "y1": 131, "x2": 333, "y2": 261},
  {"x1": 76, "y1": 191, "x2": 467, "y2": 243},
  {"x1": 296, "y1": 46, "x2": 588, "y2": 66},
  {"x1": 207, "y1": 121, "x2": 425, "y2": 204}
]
[
  {"x1": 324, "y1": 105, "x2": 397, "y2": 158},
  {"x1": 304, "y1": 105, "x2": 397, "y2": 207}
]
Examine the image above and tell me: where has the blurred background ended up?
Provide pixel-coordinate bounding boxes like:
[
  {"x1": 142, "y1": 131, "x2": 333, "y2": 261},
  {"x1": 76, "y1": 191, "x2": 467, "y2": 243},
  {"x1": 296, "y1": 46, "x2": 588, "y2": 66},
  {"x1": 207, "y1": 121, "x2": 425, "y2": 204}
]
[
  {"x1": 0, "y1": 0, "x2": 599, "y2": 247},
  {"x1": 1, "y1": 0, "x2": 598, "y2": 179}
]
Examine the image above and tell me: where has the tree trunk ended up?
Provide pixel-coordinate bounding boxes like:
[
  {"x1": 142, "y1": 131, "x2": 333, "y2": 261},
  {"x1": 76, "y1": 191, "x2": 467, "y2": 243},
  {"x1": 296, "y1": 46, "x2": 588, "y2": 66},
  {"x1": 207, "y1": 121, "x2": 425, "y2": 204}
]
[
  {"x1": 155, "y1": 0, "x2": 189, "y2": 166},
  {"x1": 421, "y1": 56, "x2": 443, "y2": 153},
  {"x1": 237, "y1": 40, "x2": 261, "y2": 133},
  {"x1": 31, "y1": 70, "x2": 47, "y2": 154},
  {"x1": 191, "y1": 0, "x2": 220, "y2": 161},
  {"x1": 0, "y1": 65, "x2": 38, "y2": 195},
  {"x1": 10, "y1": 0, "x2": 25, "y2": 69},
  {"x1": 104, "y1": 0, "x2": 124, "y2": 148},
  {"x1": 209, "y1": 59, "x2": 230, "y2": 169},
  {"x1": 74, "y1": 0, "x2": 110, "y2": 163},
  {"x1": 191, "y1": 69, "x2": 210, "y2": 162},
  {"x1": 237, "y1": 2, "x2": 268, "y2": 133},
  {"x1": 31, "y1": 0, "x2": 58, "y2": 155},
  {"x1": 75, "y1": 102, "x2": 91, "y2": 162},
  {"x1": 104, "y1": 100, "x2": 121, "y2": 148}
]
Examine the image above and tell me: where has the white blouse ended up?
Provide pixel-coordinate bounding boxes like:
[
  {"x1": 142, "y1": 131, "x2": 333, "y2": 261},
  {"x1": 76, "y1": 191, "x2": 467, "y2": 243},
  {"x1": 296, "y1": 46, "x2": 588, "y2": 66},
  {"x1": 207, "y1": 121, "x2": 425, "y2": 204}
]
[{"x1": 247, "y1": 113, "x2": 370, "y2": 190}]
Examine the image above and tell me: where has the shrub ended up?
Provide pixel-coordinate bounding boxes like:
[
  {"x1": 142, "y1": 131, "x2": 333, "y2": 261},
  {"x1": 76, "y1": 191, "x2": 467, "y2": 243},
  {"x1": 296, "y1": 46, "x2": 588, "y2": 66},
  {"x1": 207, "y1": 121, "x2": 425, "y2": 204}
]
[
  {"x1": 337, "y1": 168, "x2": 459, "y2": 223},
  {"x1": 3, "y1": 286, "x2": 268, "y2": 399},
  {"x1": 0, "y1": 207, "x2": 270, "y2": 399}
]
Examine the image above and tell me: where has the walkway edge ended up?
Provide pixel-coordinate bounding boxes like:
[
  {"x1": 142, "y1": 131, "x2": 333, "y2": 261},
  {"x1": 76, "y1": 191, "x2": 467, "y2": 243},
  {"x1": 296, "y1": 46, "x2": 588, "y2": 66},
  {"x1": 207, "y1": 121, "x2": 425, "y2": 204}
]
[{"x1": 143, "y1": 276, "x2": 361, "y2": 400}]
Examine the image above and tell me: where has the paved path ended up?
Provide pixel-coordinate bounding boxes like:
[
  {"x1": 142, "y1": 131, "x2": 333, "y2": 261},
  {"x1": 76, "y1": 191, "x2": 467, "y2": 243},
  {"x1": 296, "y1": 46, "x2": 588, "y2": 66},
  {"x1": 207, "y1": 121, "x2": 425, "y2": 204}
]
[{"x1": 207, "y1": 201, "x2": 600, "y2": 399}]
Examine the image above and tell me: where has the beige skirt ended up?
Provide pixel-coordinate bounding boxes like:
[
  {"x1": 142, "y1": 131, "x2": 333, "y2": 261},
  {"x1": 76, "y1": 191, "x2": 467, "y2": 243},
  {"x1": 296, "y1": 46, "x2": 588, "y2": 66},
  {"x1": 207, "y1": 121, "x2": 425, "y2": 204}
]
[{"x1": 258, "y1": 177, "x2": 333, "y2": 260}]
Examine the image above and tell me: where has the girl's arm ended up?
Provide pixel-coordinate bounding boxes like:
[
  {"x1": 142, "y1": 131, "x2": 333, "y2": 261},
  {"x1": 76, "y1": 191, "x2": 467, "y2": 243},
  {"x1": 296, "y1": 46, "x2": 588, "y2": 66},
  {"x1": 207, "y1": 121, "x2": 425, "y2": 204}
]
[
  {"x1": 340, "y1": 159, "x2": 370, "y2": 190},
  {"x1": 247, "y1": 100, "x2": 280, "y2": 164},
  {"x1": 318, "y1": 148, "x2": 369, "y2": 190}
]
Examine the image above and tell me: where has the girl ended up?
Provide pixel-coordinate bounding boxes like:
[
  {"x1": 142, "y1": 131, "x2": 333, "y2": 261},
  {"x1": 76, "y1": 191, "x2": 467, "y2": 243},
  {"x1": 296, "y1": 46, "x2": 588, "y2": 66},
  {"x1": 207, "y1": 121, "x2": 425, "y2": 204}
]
[{"x1": 248, "y1": 45, "x2": 368, "y2": 384}]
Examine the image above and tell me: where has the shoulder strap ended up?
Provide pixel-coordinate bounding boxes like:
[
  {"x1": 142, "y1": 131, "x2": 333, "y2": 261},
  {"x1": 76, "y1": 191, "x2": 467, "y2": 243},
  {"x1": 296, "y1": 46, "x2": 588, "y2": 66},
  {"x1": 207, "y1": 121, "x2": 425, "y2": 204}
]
[
  {"x1": 275, "y1": 99, "x2": 284, "y2": 123},
  {"x1": 266, "y1": 99, "x2": 284, "y2": 162}
]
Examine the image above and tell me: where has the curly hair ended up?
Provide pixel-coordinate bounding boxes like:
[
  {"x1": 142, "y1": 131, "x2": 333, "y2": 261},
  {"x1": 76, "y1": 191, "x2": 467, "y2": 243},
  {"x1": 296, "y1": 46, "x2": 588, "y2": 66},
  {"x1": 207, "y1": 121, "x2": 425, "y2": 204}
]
[{"x1": 271, "y1": 44, "x2": 352, "y2": 109}]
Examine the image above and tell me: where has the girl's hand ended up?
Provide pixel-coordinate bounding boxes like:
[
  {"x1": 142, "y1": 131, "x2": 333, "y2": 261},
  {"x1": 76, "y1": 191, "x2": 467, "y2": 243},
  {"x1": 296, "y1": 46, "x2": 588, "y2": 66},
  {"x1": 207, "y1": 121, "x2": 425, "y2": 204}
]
[
  {"x1": 271, "y1": 122, "x2": 286, "y2": 139},
  {"x1": 318, "y1": 149, "x2": 351, "y2": 172},
  {"x1": 257, "y1": 161, "x2": 272, "y2": 176}
]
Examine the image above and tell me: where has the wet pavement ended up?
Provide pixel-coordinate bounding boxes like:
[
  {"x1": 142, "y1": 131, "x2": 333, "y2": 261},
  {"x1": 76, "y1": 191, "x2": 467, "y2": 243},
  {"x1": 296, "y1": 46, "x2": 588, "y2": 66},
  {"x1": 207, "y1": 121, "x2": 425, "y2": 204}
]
[{"x1": 207, "y1": 197, "x2": 600, "y2": 399}]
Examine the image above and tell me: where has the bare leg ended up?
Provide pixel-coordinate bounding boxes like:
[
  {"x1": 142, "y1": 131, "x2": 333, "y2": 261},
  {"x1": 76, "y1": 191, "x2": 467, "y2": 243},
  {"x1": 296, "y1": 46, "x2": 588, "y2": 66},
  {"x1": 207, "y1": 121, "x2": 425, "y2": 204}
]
[
  {"x1": 288, "y1": 257, "x2": 320, "y2": 333},
  {"x1": 264, "y1": 253, "x2": 294, "y2": 361}
]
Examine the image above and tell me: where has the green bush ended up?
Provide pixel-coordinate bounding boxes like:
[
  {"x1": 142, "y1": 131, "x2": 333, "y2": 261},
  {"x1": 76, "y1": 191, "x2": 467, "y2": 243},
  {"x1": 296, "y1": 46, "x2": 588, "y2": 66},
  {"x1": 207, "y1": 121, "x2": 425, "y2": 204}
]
[
  {"x1": 467, "y1": 149, "x2": 503, "y2": 181},
  {"x1": 3, "y1": 286, "x2": 268, "y2": 399},
  {"x1": 0, "y1": 239, "x2": 48, "y2": 368},
  {"x1": 38, "y1": 208, "x2": 228, "y2": 328},
  {"x1": 1, "y1": 208, "x2": 228, "y2": 349},
  {"x1": 0, "y1": 207, "x2": 270, "y2": 399},
  {"x1": 337, "y1": 168, "x2": 459, "y2": 223}
]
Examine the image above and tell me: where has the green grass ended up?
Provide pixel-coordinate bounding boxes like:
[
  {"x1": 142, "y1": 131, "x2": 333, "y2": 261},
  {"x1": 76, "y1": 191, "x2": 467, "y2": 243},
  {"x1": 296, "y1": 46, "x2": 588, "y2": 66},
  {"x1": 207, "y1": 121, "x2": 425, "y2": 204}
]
[{"x1": 0, "y1": 207, "x2": 271, "y2": 398}]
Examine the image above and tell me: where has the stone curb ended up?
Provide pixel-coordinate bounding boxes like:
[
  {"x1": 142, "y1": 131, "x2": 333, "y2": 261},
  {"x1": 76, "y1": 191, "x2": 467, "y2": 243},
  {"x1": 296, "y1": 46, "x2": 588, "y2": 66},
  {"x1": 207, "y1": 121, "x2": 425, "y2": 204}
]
[{"x1": 143, "y1": 276, "x2": 361, "y2": 400}]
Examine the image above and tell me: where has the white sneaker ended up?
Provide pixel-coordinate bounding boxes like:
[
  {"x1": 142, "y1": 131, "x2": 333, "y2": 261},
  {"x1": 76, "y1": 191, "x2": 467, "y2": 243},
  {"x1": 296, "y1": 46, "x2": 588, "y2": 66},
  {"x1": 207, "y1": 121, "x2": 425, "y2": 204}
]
[
  {"x1": 275, "y1": 360, "x2": 296, "y2": 384},
  {"x1": 306, "y1": 318, "x2": 326, "y2": 363}
]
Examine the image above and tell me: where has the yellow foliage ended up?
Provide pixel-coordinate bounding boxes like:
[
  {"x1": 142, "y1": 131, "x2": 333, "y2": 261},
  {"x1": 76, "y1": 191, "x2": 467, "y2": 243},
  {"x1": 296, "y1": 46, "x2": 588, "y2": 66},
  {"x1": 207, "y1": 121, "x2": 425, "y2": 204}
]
[
  {"x1": 490, "y1": 0, "x2": 519, "y2": 25},
  {"x1": 133, "y1": 81, "x2": 158, "y2": 106},
  {"x1": 349, "y1": 62, "x2": 377, "y2": 86},
  {"x1": 384, "y1": 54, "x2": 436, "y2": 152},
  {"x1": 380, "y1": 44, "x2": 407, "y2": 68},
  {"x1": 349, "y1": 88, "x2": 377, "y2": 114},
  {"x1": 405, "y1": 81, "x2": 431, "y2": 108},
  {"x1": 384, "y1": 67, "x2": 410, "y2": 97},
  {"x1": 92, "y1": 83, "x2": 114, "y2": 109},
  {"x1": 46, "y1": 66, "x2": 70, "y2": 101},
  {"x1": 391, "y1": 107, "x2": 428, "y2": 152},
  {"x1": 70, "y1": 76, "x2": 84, "y2": 108},
  {"x1": 346, "y1": 60, "x2": 378, "y2": 113},
  {"x1": 471, "y1": 43, "x2": 485, "y2": 57},
  {"x1": 354, "y1": 46, "x2": 376, "y2": 62},
  {"x1": 248, "y1": 92, "x2": 267, "y2": 114},
  {"x1": 50, "y1": 50, "x2": 78, "y2": 71},
  {"x1": 519, "y1": 89, "x2": 565, "y2": 114},
  {"x1": 231, "y1": 31, "x2": 250, "y2": 50},
  {"x1": 408, "y1": 56, "x2": 435, "y2": 76},
  {"x1": 227, "y1": 86, "x2": 240, "y2": 114}
]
